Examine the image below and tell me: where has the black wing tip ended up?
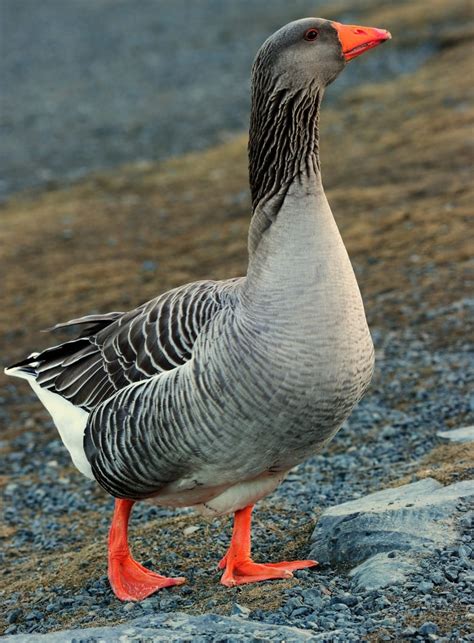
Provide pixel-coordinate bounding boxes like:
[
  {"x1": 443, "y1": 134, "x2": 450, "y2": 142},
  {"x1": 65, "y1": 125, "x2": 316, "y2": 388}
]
[
  {"x1": 6, "y1": 354, "x2": 38, "y2": 370},
  {"x1": 7, "y1": 353, "x2": 38, "y2": 369}
]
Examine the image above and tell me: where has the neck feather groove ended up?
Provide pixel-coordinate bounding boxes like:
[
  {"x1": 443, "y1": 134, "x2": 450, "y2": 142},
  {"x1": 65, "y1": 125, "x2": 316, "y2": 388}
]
[{"x1": 248, "y1": 81, "x2": 322, "y2": 212}]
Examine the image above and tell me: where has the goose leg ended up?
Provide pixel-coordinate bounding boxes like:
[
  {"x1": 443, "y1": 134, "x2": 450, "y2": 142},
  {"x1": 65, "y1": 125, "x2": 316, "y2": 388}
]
[
  {"x1": 218, "y1": 505, "x2": 318, "y2": 587},
  {"x1": 108, "y1": 498, "x2": 185, "y2": 601}
]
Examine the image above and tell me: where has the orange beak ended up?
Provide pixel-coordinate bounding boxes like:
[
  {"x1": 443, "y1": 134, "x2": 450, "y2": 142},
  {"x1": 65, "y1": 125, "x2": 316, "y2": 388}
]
[{"x1": 331, "y1": 21, "x2": 391, "y2": 61}]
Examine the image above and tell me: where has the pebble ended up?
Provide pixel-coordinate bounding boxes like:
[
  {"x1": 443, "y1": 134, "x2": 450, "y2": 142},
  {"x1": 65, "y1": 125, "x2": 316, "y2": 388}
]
[
  {"x1": 6, "y1": 609, "x2": 21, "y2": 624},
  {"x1": 419, "y1": 621, "x2": 439, "y2": 636},
  {"x1": 437, "y1": 426, "x2": 474, "y2": 444},
  {"x1": 418, "y1": 580, "x2": 434, "y2": 594},
  {"x1": 445, "y1": 567, "x2": 459, "y2": 582},
  {"x1": 430, "y1": 571, "x2": 444, "y2": 585},
  {"x1": 231, "y1": 603, "x2": 251, "y2": 618}
]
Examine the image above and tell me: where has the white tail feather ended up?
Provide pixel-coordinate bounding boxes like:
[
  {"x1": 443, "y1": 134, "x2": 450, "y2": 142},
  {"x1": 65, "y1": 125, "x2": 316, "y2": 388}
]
[{"x1": 4, "y1": 365, "x2": 93, "y2": 479}]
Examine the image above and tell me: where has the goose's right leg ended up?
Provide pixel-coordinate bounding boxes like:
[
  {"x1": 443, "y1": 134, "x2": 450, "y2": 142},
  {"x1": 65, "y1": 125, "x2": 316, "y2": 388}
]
[
  {"x1": 108, "y1": 499, "x2": 186, "y2": 601},
  {"x1": 218, "y1": 505, "x2": 317, "y2": 587}
]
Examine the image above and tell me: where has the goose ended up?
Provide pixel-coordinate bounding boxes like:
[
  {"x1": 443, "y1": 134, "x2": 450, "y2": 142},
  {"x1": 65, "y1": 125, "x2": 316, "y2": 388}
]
[{"x1": 5, "y1": 18, "x2": 390, "y2": 601}]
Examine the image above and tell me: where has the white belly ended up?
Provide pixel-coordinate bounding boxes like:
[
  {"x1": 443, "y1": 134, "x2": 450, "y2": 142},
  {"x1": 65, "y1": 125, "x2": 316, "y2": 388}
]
[{"x1": 193, "y1": 473, "x2": 286, "y2": 516}]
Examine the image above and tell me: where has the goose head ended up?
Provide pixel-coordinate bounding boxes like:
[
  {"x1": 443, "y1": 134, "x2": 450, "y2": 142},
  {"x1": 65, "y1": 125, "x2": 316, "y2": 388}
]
[{"x1": 253, "y1": 17, "x2": 391, "y2": 91}]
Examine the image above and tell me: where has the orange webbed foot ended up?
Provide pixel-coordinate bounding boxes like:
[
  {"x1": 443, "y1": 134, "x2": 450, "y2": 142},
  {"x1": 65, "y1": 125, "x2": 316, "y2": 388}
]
[
  {"x1": 108, "y1": 499, "x2": 185, "y2": 602},
  {"x1": 220, "y1": 556, "x2": 317, "y2": 587},
  {"x1": 109, "y1": 553, "x2": 185, "y2": 601},
  {"x1": 218, "y1": 505, "x2": 318, "y2": 587}
]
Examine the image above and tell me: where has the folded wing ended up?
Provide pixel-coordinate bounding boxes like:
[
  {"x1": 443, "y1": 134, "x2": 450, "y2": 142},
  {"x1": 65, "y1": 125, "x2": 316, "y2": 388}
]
[{"x1": 11, "y1": 279, "x2": 239, "y2": 412}]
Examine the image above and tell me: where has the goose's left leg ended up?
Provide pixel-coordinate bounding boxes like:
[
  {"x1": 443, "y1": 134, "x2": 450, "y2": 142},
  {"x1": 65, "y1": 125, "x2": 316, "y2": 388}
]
[
  {"x1": 218, "y1": 505, "x2": 317, "y2": 587},
  {"x1": 108, "y1": 499, "x2": 186, "y2": 601}
]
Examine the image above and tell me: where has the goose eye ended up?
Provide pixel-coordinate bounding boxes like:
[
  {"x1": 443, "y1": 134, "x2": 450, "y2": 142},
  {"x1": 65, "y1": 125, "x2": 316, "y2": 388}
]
[{"x1": 304, "y1": 28, "x2": 319, "y2": 42}]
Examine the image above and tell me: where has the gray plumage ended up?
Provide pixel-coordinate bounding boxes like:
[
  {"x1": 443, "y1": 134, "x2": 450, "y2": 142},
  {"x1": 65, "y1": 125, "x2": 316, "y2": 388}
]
[{"x1": 6, "y1": 18, "x2": 376, "y2": 515}]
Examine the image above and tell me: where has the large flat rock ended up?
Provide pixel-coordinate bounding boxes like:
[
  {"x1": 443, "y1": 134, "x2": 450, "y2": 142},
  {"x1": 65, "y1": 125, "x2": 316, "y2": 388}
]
[
  {"x1": 4, "y1": 613, "x2": 314, "y2": 642},
  {"x1": 310, "y1": 478, "x2": 474, "y2": 589}
]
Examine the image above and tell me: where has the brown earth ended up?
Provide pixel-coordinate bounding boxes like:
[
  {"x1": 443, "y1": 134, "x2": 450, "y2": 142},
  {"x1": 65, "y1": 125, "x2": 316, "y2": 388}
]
[
  {"x1": 1, "y1": 0, "x2": 473, "y2": 637},
  {"x1": 395, "y1": 442, "x2": 474, "y2": 486}
]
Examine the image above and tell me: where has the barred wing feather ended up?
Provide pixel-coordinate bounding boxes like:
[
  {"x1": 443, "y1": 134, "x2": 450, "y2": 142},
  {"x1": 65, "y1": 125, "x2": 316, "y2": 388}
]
[{"x1": 16, "y1": 279, "x2": 239, "y2": 411}]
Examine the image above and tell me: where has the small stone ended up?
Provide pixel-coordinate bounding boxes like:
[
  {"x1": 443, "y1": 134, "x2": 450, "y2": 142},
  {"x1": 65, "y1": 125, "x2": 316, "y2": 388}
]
[
  {"x1": 231, "y1": 603, "x2": 251, "y2": 618},
  {"x1": 7, "y1": 609, "x2": 21, "y2": 624},
  {"x1": 123, "y1": 602, "x2": 135, "y2": 612},
  {"x1": 285, "y1": 597, "x2": 303, "y2": 613},
  {"x1": 430, "y1": 571, "x2": 444, "y2": 585},
  {"x1": 401, "y1": 627, "x2": 417, "y2": 638},
  {"x1": 445, "y1": 566, "x2": 459, "y2": 582},
  {"x1": 375, "y1": 595, "x2": 391, "y2": 609},
  {"x1": 291, "y1": 607, "x2": 310, "y2": 618},
  {"x1": 418, "y1": 580, "x2": 434, "y2": 594},
  {"x1": 458, "y1": 543, "x2": 471, "y2": 560},
  {"x1": 331, "y1": 602, "x2": 350, "y2": 611},
  {"x1": 335, "y1": 593, "x2": 359, "y2": 607},
  {"x1": 183, "y1": 525, "x2": 200, "y2": 536},
  {"x1": 419, "y1": 621, "x2": 439, "y2": 636},
  {"x1": 437, "y1": 426, "x2": 474, "y2": 444}
]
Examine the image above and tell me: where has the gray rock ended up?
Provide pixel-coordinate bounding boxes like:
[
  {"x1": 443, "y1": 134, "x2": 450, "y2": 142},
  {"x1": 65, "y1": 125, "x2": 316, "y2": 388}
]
[
  {"x1": 419, "y1": 621, "x2": 439, "y2": 636},
  {"x1": 311, "y1": 478, "x2": 474, "y2": 566},
  {"x1": 445, "y1": 566, "x2": 459, "y2": 582},
  {"x1": 6, "y1": 609, "x2": 21, "y2": 624},
  {"x1": 311, "y1": 478, "x2": 474, "y2": 590},
  {"x1": 417, "y1": 580, "x2": 434, "y2": 594},
  {"x1": 231, "y1": 602, "x2": 251, "y2": 618},
  {"x1": 430, "y1": 570, "x2": 444, "y2": 585},
  {"x1": 401, "y1": 627, "x2": 418, "y2": 638},
  {"x1": 3, "y1": 612, "x2": 315, "y2": 642},
  {"x1": 437, "y1": 426, "x2": 474, "y2": 443},
  {"x1": 349, "y1": 552, "x2": 415, "y2": 591}
]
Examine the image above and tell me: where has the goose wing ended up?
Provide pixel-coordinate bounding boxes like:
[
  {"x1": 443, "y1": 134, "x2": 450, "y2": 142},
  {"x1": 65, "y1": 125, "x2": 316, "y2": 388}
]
[{"x1": 11, "y1": 279, "x2": 240, "y2": 411}]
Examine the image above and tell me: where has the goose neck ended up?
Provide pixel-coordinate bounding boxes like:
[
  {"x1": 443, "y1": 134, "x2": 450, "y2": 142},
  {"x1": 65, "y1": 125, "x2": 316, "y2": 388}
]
[{"x1": 248, "y1": 81, "x2": 322, "y2": 214}]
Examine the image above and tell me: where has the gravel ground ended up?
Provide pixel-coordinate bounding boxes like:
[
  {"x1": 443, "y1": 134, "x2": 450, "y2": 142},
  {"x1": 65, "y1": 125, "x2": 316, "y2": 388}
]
[
  {"x1": 0, "y1": 0, "x2": 433, "y2": 200},
  {"x1": 2, "y1": 304, "x2": 473, "y2": 639}
]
